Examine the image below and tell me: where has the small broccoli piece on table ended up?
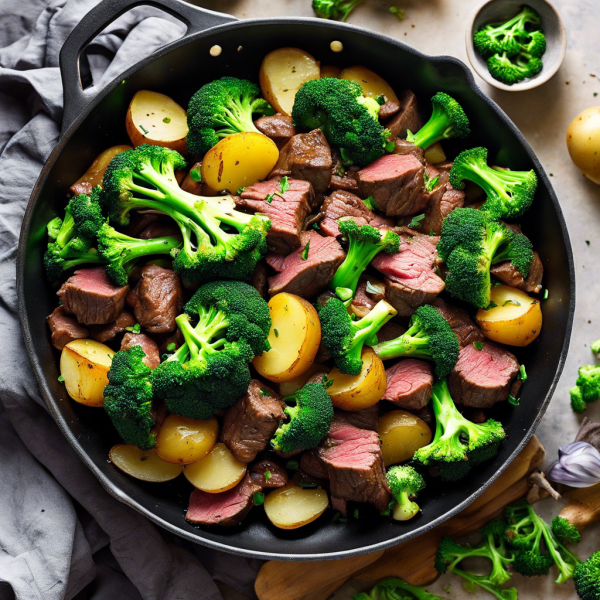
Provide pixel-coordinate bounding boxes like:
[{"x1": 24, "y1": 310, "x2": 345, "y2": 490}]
[
  {"x1": 319, "y1": 297, "x2": 397, "y2": 375},
  {"x1": 372, "y1": 305, "x2": 459, "y2": 378},
  {"x1": 103, "y1": 346, "x2": 157, "y2": 450},
  {"x1": 292, "y1": 77, "x2": 387, "y2": 167},
  {"x1": 574, "y1": 550, "x2": 600, "y2": 600},
  {"x1": 186, "y1": 77, "x2": 274, "y2": 156},
  {"x1": 413, "y1": 379, "x2": 506, "y2": 481},
  {"x1": 272, "y1": 382, "x2": 334, "y2": 454},
  {"x1": 552, "y1": 516, "x2": 582, "y2": 547},
  {"x1": 505, "y1": 501, "x2": 580, "y2": 584},
  {"x1": 386, "y1": 465, "x2": 425, "y2": 521},
  {"x1": 353, "y1": 577, "x2": 444, "y2": 600},
  {"x1": 330, "y1": 220, "x2": 399, "y2": 296},
  {"x1": 312, "y1": 0, "x2": 365, "y2": 21},
  {"x1": 100, "y1": 144, "x2": 270, "y2": 284},
  {"x1": 570, "y1": 365, "x2": 600, "y2": 413},
  {"x1": 406, "y1": 92, "x2": 470, "y2": 150},
  {"x1": 449, "y1": 147, "x2": 537, "y2": 220}
]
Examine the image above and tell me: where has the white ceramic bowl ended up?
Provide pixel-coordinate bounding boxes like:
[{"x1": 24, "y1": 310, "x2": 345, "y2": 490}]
[{"x1": 466, "y1": 0, "x2": 567, "y2": 91}]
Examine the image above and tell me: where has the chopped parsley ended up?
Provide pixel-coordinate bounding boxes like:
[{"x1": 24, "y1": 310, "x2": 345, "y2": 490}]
[
  {"x1": 485, "y1": 301, "x2": 498, "y2": 310},
  {"x1": 301, "y1": 240, "x2": 310, "y2": 260},
  {"x1": 236, "y1": 186, "x2": 246, "y2": 195},
  {"x1": 264, "y1": 470, "x2": 271, "y2": 481},
  {"x1": 253, "y1": 492, "x2": 265, "y2": 506},
  {"x1": 286, "y1": 460, "x2": 299, "y2": 470},
  {"x1": 332, "y1": 512, "x2": 341, "y2": 522},
  {"x1": 322, "y1": 374, "x2": 334, "y2": 389},
  {"x1": 126, "y1": 323, "x2": 141, "y2": 333},
  {"x1": 363, "y1": 196, "x2": 377, "y2": 211},
  {"x1": 518, "y1": 365, "x2": 527, "y2": 381},
  {"x1": 312, "y1": 222, "x2": 320, "y2": 230},
  {"x1": 162, "y1": 117, "x2": 171, "y2": 124},
  {"x1": 503, "y1": 299, "x2": 521, "y2": 307},
  {"x1": 385, "y1": 140, "x2": 396, "y2": 152},
  {"x1": 353, "y1": 508, "x2": 359, "y2": 519},
  {"x1": 58, "y1": 374, "x2": 65, "y2": 382},
  {"x1": 338, "y1": 517, "x2": 349, "y2": 523},
  {"x1": 376, "y1": 94, "x2": 386, "y2": 105},
  {"x1": 189, "y1": 166, "x2": 202, "y2": 181},
  {"x1": 274, "y1": 328, "x2": 279, "y2": 338},
  {"x1": 473, "y1": 341, "x2": 484, "y2": 351},
  {"x1": 508, "y1": 394, "x2": 520, "y2": 406},
  {"x1": 139, "y1": 124, "x2": 149, "y2": 135},
  {"x1": 265, "y1": 193, "x2": 273, "y2": 204},
  {"x1": 260, "y1": 388, "x2": 271, "y2": 396},
  {"x1": 298, "y1": 481, "x2": 317, "y2": 489},
  {"x1": 430, "y1": 229, "x2": 435, "y2": 236},
  {"x1": 408, "y1": 213, "x2": 425, "y2": 228},
  {"x1": 389, "y1": 5, "x2": 405, "y2": 19},
  {"x1": 543, "y1": 289, "x2": 549, "y2": 300},
  {"x1": 166, "y1": 343, "x2": 176, "y2": 352},
  {"x1": 425, "y1": 174, "x2": 440, "y2": 192},
  {"x1": 280, "y1": 176, "x2": 289, "y2": 194}
]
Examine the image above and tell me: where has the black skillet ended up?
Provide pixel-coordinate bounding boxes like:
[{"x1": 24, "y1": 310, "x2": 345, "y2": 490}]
[{"x1": 16, "y1": 0, "x2": 575, "y2": 560}]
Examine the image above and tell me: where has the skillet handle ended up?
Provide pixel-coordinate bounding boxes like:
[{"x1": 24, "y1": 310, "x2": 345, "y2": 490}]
[{"x1": 59, "y1": 0, "x2": 237, "y2": 136}]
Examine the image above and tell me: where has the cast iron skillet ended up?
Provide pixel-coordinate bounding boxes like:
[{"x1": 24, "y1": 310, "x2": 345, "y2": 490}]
[{"x1": 16, "y1": 0, "x2": 575, "y2": 560}]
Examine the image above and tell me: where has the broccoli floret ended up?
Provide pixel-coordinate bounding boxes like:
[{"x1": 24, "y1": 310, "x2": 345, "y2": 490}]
[
  {"x1": 319, "y1": 298, "x2": 398, "y2": 375},
  {"x1": 100, "y1": 144, "x2": 270, "y2": 283},
  {"x1": 97, "y1": 222, "x2": 181, "y2": 286},
  {"x1": 103, "y1": 346, "x2": 157, "y2": 450},
  {"x1": 570, "y1": 365, "x2": 600, "y2": 413},
  {"x1": 591, "y1": 338, "x2": 600, "y2": 355},
  {"x1": 186, "y1": 77, "x2": 274, "y2": 156},
  {"x1": 312, "y1": 0, "x2": 364, "y2": 21},
  {"x1": 292, "y1": 78, "x2": 387, "y2": 167},
  {"x1": 413, "y1": 379, "x2": 506, "y2": 481},
  {"x1": 386, "y1": 465, "x2": 425, "y2": 521},
  {"x1": 449, "y1": 147, "x2": 537, "y2": 219},
  {"x1": 505, "y1": 501, "x2": 580, "y2": 584},
  {"x1": 353, "y1": 577, "x2": 444, "y2": 600},
  {"x1": 372, "y1": 305, "x2": 459, "y2": 378},
  {"x1": 406, "y1": 92, "x2": 470, "y2": 150},
  {"x1": 473, "y1": 5, "x2": 542, "y2": 57},
  {"x1": 330, "y1": 220, "x2": 400, "y2": 295},
  {"x1": 551, "y1": 516, "x2": 582, "y2": 547},
  {"x1": 487, "y1": 50, "x2": 543, "y2": 86},
  {"x1": 69, "y1": 186, "x2": 106, "y2": 239},
  {"x1": 522, "y1": 30, "x2": 547, "y2": 58},
  {"x1": 574, "y1": 550, "x2": 600, "y2": 600},
  {"x1": 272, "y1": 382, "x2": 334, "y2": 454}
]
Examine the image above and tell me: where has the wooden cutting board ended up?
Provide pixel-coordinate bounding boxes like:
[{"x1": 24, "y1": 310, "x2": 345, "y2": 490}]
[{"x1": 255, "y1": 436, "x2": 544, "y2": 600}]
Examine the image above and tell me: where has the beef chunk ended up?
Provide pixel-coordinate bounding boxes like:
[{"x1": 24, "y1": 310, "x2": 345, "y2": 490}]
[
  {"x1": 334, "y1": 405, "x2": 379, "y2": 431},
  {"x1": 432, "y1": 298, "x2": 485, "y2": 348},
  {"x1": 490, "y1": 251, "x2": 543, "y2": 294},
  {"x1": 138, "y1": 219, "x2": 181, "y2": 240},
  {"x1": 254, "y1": 114, "x2": 297, "y2": 149},
  {"x1": 378, "y1": 95, "x2": 401, "y2": 121},
  {"x1": 392, "y1": 139, "x2": 425, "y2": 164},
  {"x1": 270, "y1": 130, "x2": 332, "y2": 196},
  {"x1": 186, "y1": 473, "x2": 261, "y2": 526},
  {"x1": 357, "y1": 154, "x2": 426, "y2": 217},
  {"x1": 330, "y1": 149, "x2": 360, "y2": 192},
  {"x1": 46, "y1": 306, "x2": 89, "y2": 350},
  {"x1": 221, "y1": 380, "x2": 286, "y2": 463},
  {"x1": 331, "y1": 496, "x2": 348, "y2": 517},
  {"x1": 181, "y1": 162, "x2": 203, "y2": 195},
  {"x1": 238, "y1": 178, "x2": 313, "y2": 253},
  {"x1": 377, "y1": 320, "x2": 407, "y2": 343},
  {"x1": 383, "y1": 359, "x2": 433, "y2": 410},
  {"x1": 58, "y1": 267, "x2": 129, "y2": 325},
  {"x1": 250, "y1": 260, "x2": 267, "y2": 298},
  {"x1": 120, "y1": 332, "x2": 160, "y2": 369},
  {"x1": 300, "y1": 450, "x2": 329, "y2": 480},
  {"x1": 448, "y1": 341, "x2": 520, "y2": 409},
  {"x1": 419, "y1": 188, "x2": 465, "y2": 236},
  {"x1": 249, "y1": 458, "x2": 289, "y2": 488},
  {"x1": 89, "y1": 311, "x2": 136, "y2": 343},
  {"x1": 126, "y1": 265, "x2": 183, "y2": 334},
  {"x1": 385, "y1": 90, "x2": 423, "y2": 140},
  {"x1": 266, "y1": 231, "x2": 346, "y2": 298},
  {"x1": 350, "y1": 275, "x2": 386, "y2": 318},
  {"x1": 319, "y1": 416, "x2": 391, "y2": 511}
]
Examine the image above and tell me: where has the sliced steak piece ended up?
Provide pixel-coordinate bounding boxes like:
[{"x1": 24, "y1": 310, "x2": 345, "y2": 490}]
[
  {"x1": 89, "y1": 310, "x2": 136, "y2": 343},
  {"x1": 432, "y1": 298, "x2": 485, "y2": 348},
  {"x1": 357, "y1": 154, "x2": 426, "y2": 217},
  {"x1": 267, "y1": 231, "x2": 346, "y2": 298},
  {"x1": 392, "y1": 139, "x2": 425, "y2": 164},
  {"x1": 186, "y1": 473, "x2": 261, "y2": 526},
  {"x1": 139, "y1": 219, "x2": 181, "y2": 240},
  {"x1": 350, "y1": 275, "x2": 386, "y2": 318},
  {"x1": 448, "y1": 341, "x2": 520, "y2": 409},
  {"x1": 383, "y1": 359, "x2": 433, "y2": 410},
  {"x1": 385, "y1": 90, "x2": 423, "y2": 140},
  {"x1": 331, "y1": 496, "x2": 348, "y2": 517},
  {"x1": 419, "y1": 188, "x2": 465, "y2": 236},
  {"x1": 46, "y1": 306, "x2": 89, "y2": 350},
  {"x1": 270, "y1": 130, "x2": 332, "y2": 197},
  {"x1": 300, "y1": 450, "x2": 330, "y2": 481},
  {"x1": 58, "y1": 267, "x2": 129, "y2": 325},
  {"x1": 330, "y1": 149, "x2": 360, "y2": 192},
  {"x1": 126, "y1": 265, "x2": 183, "y2": 334},
  {"x1": 238, "y1": 178, "x2": 313, "y2": 253},
  {"x1": 120, "y1": 332, "x2": 160, "y2": 369},
  {"x1": 490, "y1": 251, "x2": 543, "y2": 294},
  {"x1": 319, "y1": 417, "x2": 391, "y2": 511},
  {"x1": 250, "y1": 260, "x2": 267, "y2": 298},
  {"x1": 249, "y1": 458, "x2": 289, "y2": 488},
  {"x1": 220, "y1": 380, "x2": 286, "y2": 463},
  {"x1": 254, "y1": 114, "x2": 297, "y2": 149},
  {"x1": 334, "y1": 405, "x2": 379, "y2": 431},
  {"x1": 122, "y1": 213, "x2": 166, "y2": 238}
]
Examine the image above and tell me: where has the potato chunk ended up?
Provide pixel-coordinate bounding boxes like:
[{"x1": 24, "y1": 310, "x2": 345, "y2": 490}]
[
  {"x1": 379, "y1": 410, "x2": 432, "y2": 467},
  {"x1": 184, "y1": 443, "x2": 246, "y2": 493},
  {"x1": 155, "y1": 415, "x2": 219, "y2": 465},
  {"x1": 264, "y1": 483, "x2": 329, "y2": 529},
  {"x1": 109, "y1": 445, "x2": 183, "y2": 482}
]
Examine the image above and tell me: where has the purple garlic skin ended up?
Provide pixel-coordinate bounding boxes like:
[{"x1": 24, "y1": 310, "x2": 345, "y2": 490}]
[{"x1": 547, "y1": 441, "x2": 600, "y2": 488}]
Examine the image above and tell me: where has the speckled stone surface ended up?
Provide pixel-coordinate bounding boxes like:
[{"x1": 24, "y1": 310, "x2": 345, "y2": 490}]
[{"x1": 196, "y1": 0, "x2": 600, "y2": 596}]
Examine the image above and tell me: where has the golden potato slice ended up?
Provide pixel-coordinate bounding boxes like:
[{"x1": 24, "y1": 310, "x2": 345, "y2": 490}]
[
  {"x1": 424, "y1": 142, "x2": 447, "y2": 165},
  {"x1": 476, "y1": 285, "x2": 542, "y2": 347},
  {"x1": 567, "y1": 106, "x2": 600, "y2": 185},
  {"x1": 69, "y1": 145, "x2": 132, "y2": 196},
  {"x1": 340, "y1": 65, "x2": 399, "y2": 116},
  {"x1": 60, "y1": 339, "x2": 115, "y2": 407},
  {"x1": 201, "y1": 132, "x2": 279, "y2": 194},
  {"x1": 155, "y1": 415, "x2": 219, "y2": 465},
  {"x1": 184, "y1": 443, "x2": 246, "y2": 493},
  {"x1": 278, "y1": 362, "x2": 331, "y2": 397},
  {"x1": 126, "y1": 90, "x2": 188, "y2": 153},
  {"x1": 379, "y1": 410, "x2": 432, "y2": 467},
  {"x1": 253, "y1": 293, "x2": 321, "y2": 383},
  {"x1": 109, "y1": 444, "x2": 183, "y2": 482},
  {"x1": 326, "y1": 347, "x2": 386, "y2": 411},
  {"x1": 264, "y1": 483, "x2": 329, "y2": 529},
  {"x1": 259, "y1": 48, "x2": 320, "y2": 116},
  {"x1": 320, "y1": 64, "x2": 341, "y2": 79}
]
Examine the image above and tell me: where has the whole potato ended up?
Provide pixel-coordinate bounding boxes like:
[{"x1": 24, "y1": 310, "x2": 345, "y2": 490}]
[{"x1": 567, "y1": 106, "x2": 600, "y2": 184}]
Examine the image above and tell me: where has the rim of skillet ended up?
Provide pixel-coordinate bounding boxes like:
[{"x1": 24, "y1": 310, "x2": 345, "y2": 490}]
[{"x1": 16, "y1": 16, "x2": 575, "y2": 560}]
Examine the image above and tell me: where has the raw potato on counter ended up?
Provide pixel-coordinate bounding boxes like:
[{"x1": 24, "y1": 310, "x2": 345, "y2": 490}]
[
  {"x1": 264, "y1": 483, "x2": 329, "y2": 529},
  {"x1": 184, "y1": 443, "x2": 246, "y2": 493},
  {"x1": 109, "y1": 445, "x2": 183, "y2": 482},
  {"x1": 567, "y1": 106, "x2": 600, "y2": 184}
]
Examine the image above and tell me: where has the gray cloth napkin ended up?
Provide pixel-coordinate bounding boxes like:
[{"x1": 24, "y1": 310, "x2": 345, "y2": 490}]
[{"x1": 0, "y1": 1, "x2": 261, "y2": 598}]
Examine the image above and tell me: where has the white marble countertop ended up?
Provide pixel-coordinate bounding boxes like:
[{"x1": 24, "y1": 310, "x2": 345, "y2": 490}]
[{"x1": 195, "y1": 0, "x2": 600, "y2": 597}]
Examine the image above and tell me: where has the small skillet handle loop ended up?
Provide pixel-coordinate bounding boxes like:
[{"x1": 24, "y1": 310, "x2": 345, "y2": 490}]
[{"x1": 59, "y1": 0, "x2": 237, "y2": 136}]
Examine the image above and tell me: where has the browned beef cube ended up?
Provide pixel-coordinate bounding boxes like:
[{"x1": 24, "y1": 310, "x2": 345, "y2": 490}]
[
  {"x1": 58, "y1": 267, "x2": 129, "y2": 325},
  {"x1": 89, "y1": 310, "x2": 136, "y2": 343},
  {"x1": 385, "y1": 90, "x2": 423, "y2": 140},
  {"x1": 138, "y1": 218, "x2": 181, "y2": 240},
  {"x1": 330, "y1": 149, "x2": 360, "y2": 193},
  {"x1": 350, "y1": 275, "x2": 386, "y2": 318},
  {"x1": 383, "y1": 359, "x2": 433, "y2": 410},
  {"x1": 126, "y1": 265, "x2": 183, "y2": 334},
  {"x1": 254, "y1": 114, "x2": 297, "y2": 149},
  {"x1": 392, "y1": 139, "x2": 425, "y2": 164},
  {"x1": 490, "y1": 251, "x2": 543, "y2": 294},
  {"x1": 432, "y1": 298, "x2": 485, "y2": 348},
  {"x1": 331, "y1": 496, "x2": 348, "y2": 517},
  {"x1": 300, "y1": 450, "x2": 329, "y2": 480},
  {"x1": 120, "y1": 332, "x2": 161, "y2": 369},
  {"x1": 419, "y1": 188, "x2": 465, "y2": 236},
  {"x1": 378, "y1": 94, "x2": 401, "y2": 120},
  {"x1": 266, "y1": 231, "x2": 346, "y2": 298},
  {"x1": 249, "y1": 458, "x2": 289, "y2": 488},
  {"x1": 181, "y1": 162, "x2": 203, "y2": 195},
  {"x1": 220, "y1": 380, "x2": 286, "y2": 463},
  {"x1": 334, "y1": 406, "x2": 379, "y2": 431},
  {"x1": 270, "y1": 130, "x2": 332, "y2": 197},
  {"x1": 46, "y1": 306, "x2": 89, "y2": 350},
  {"x1": 238, "y1": 178, "x2": 313, "y2": 253}
]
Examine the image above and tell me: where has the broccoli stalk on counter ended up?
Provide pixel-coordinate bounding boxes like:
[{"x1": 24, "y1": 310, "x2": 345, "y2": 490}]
[
  {"x1": 386, "y1": 465, "x2": 425, "y2": 521},
  {"x1": 312, "y1": 0, "x2": 365, "y2": 22},
  {"x1": 570, "y1": 364, "x2": 600, "y2": 413},
  {"x1": 413, "y1": 379, "x2": 506, "y2": 481},
  {"x1": 353, "y1": 577, "x2": 444, "y2": 600},
  {"x1": 406, "y1": 92, "x2": 470, "y2": 150},
  {"x1": 372, "y1": 305, "x2": 459, "y2": 378},
  {"x1": 574, "y1": 550, "x2": 600, "y2": 600},
  {"x1": 186, "y1": 77, "x2": 274, "y2": 156}
]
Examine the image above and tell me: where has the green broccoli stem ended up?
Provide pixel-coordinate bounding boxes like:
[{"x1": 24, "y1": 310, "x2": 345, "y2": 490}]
[
  {"x1": 450, "y1": 568, "x2": 508, "y2": 600},
  {"x1": 407, "y1": 108, "x2": 453, "y2": 149},
  {"x1": 60, "y1": 253, "x2": 102, "y2": 271},
  {"x1": 464, "y1": 162, "x2": 530, "y2": 208},
  {"x1": 213, "y1": 101, "x2": 261, "y2": 138},
  {"x1": 175, "y1": 309, "x2": 229, "y2": 362},
  {"x1": 348, "y1": 300, "x2": 397, "y2": 359},
  {"x1": 372, "y1": 320, "x2": 432, "y2": 360},
  {"x1": 56, "y1": 211, "x2": 76, "y2": 248},
  {"x1": 109, "y1": 233, "x2": 182, "y2": 270},
  {"x1": 392, "y1": 489, "x2": 420, "y2": 521},
  {"x1": 330, "y1": 237, "x2": 387, "y2": 294}
]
